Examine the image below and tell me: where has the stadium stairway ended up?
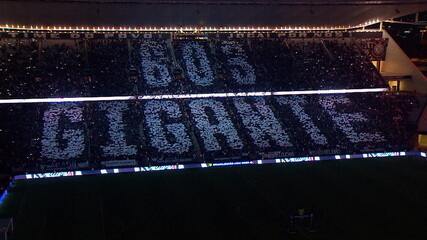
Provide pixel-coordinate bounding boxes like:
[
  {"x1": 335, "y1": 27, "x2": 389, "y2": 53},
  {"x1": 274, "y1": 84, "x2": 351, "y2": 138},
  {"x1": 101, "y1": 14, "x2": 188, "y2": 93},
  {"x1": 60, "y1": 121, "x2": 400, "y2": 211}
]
[
  {"x1": 320, "y1": 40, "x2": 334, "y2": 60},
  {"x1": 166, "y1": 39, "x2": 180, "y2": 71}
]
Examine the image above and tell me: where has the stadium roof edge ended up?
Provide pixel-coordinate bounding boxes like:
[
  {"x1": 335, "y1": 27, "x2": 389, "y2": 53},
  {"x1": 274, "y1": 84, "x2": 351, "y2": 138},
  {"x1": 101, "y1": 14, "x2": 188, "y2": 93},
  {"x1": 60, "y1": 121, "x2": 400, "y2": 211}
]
[{"x1": 0, "y1": 1, "x2": 425, "y2": 28}]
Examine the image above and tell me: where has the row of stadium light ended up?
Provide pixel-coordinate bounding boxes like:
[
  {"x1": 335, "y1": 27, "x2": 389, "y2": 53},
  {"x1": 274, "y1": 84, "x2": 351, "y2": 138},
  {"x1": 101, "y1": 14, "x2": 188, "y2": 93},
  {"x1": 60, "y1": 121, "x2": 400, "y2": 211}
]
[
  {"x1": 0, "y1": 19, "x2": 381, "y2": 32},
  {"x1": 0, "y1": 88, "x2": 389, "y2": 104}
]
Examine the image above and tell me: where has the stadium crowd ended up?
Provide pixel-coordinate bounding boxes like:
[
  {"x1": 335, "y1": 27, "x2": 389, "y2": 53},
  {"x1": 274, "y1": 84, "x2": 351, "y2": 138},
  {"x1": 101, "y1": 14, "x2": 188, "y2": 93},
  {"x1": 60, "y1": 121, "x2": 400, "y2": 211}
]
[
  {"x1": 0, "y1": 34, "x2": 419, "y2": 176},
  {"x1": 0, "y1": 37, "x2": 387, "y2": 98},
  {"x1": 0, "y1": 93, "x2": 419, "y2": 172}
]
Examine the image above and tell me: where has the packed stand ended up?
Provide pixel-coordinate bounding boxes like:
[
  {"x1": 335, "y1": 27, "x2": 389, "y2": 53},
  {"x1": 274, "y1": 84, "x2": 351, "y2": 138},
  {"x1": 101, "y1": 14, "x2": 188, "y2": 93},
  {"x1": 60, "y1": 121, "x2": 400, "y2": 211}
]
[
  {"x1": 86, "y1": 40, "x2": 136, "y2": 96},
  {"x1": 0, "y1": 93, "x2": 418, "y2": 172},
  {"x1": 324, "y1": 40, "x2": 385, "y2": 88},
  {"x1": 247, "y1": 39, "x2": 293, "y2": 91},
  {"x1": 0, "y1": 34, "x2": 417, "y2": 174},
  {"x1": 0, "y1": 36, "x2": 388, "y2": 99},
  {"x1": 0, "y1": 40, "x2": 87, "y2": 98}
]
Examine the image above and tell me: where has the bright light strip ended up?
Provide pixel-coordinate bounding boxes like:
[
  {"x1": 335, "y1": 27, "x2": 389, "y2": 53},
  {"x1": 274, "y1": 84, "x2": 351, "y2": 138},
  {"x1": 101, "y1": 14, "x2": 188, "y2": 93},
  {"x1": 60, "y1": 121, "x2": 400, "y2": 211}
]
[
  {"x1": 272, "y1": 88, "x2": 387, "y2": 96},
  {"x1": 0, "y1": 96, "x2": 136, "y2": 104},
  {"x1": 0, "y1": 88, "x2": 388, "y2": 104}
]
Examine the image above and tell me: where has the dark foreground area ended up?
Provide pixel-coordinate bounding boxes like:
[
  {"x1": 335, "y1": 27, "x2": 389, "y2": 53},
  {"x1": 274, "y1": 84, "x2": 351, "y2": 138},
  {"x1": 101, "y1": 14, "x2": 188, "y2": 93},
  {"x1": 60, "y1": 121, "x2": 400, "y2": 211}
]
[{"x1": 1, "y1": 157, "x2": 427, "y2": 240}]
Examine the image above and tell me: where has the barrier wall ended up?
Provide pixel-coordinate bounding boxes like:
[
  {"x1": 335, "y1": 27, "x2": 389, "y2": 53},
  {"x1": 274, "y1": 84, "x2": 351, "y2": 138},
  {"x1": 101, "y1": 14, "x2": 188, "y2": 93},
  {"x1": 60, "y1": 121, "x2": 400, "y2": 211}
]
[{"x1": 14, "y1": 150, "x2": 427, "y2": 180}]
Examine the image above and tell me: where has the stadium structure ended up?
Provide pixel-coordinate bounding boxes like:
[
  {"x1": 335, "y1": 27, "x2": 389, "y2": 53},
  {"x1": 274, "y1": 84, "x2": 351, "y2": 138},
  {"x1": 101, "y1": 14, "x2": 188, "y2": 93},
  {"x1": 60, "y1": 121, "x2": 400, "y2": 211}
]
[{"x1": 0, "y1": 0, "x2": 427, "y2": 239}]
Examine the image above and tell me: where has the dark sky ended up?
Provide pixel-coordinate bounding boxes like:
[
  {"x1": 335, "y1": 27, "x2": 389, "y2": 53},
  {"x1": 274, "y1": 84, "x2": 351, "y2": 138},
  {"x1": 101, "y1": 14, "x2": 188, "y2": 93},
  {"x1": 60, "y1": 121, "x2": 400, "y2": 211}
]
[{"x1": 0, "y1": 0, "x2": 425, "y2": 27}]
